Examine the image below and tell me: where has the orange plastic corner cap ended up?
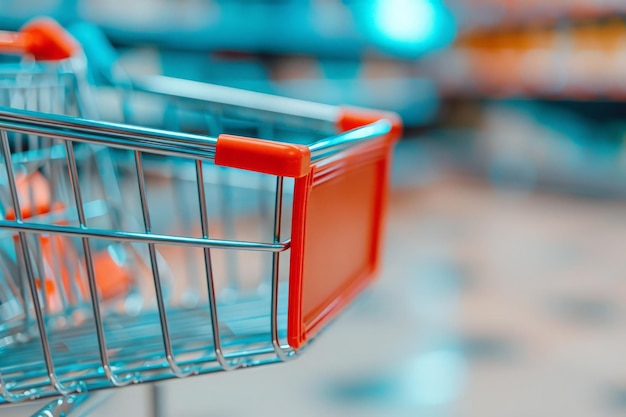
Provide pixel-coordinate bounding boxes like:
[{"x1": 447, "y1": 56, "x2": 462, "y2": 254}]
[
  {"x1": 337, "y1": 106, "x2": 403, "y2": 142},
  {"x1": 215, "y1": 134, "x2": 311, "y2": 178},
  {"x1": 21, "y1": 17, "x2": 80, "y2": 61}
]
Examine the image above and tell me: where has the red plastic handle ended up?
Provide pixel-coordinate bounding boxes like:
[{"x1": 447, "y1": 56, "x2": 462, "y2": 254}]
[
  {"x1": 0, "y1": 17, "x2": 80, "y2": 61},
  {"x1": 215, "y1": 134, "x2": 311, "y2": 178}
]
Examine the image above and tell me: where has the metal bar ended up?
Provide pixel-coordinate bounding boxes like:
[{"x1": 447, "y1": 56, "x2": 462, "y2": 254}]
[
  {"x1": 133, "y1": 75, "x2": 339, "y2": 123},
  {"x1": 135, "y1": 151, "x2": 195, "y2": 378},
  {"x1": 219, "y1": 169, "x2": 240, "y2": 295},
  {"x1": 172, "y1": 159, "x2": 201, "y2": 308},
  {"x1": 209, "y1": 107, "x2": 239, "y2": 296},
  {"x1": 0, "y1": 221, "x2": 290, "y2": 252},
  {"x1": 309, "y1": 119, "x2": 392, "y2": 161},
  {"x1": 0, "y1": 129, "x2": 41, "y2": 402},
  {"x1": 15, "y1": 237, "x2": 33, "y2": 354},
  {"x1": 196, "y1": 160, "x2": 241, "y2": 371},
  {"x1": 7, "y1": 336, "x2": 277, "y2": 379},
  {"x1": 41, "y1": 137, "x2": 72, "y2": 311},
  {"x1": 2, "y1": 353, "x2": 286, "y2": 406},
  {"x1": 93, "y1": 144, "x2": 124, "y2": 230},
  {"x1": 0, "y1": 130, "x2": 74, "y2": 397},
  {"x1": 4, "y1": 336, "x2": 281, "y2": 383},
  {"x1": 29, "y1": 235, "x2": 48, "y2": 315},
  {"x1": 0, "y1": 106, "x2": 217, "y2": 148},
  {"x1": 64, "y1": 140, "x2": 131, "y2": 388},
  {"x1": 270, "y1": 177, "x2": 293, "y2": 360},
  {"x1": 72, "y1": 73, "x2": 89, "y2": 118},
  {"x1": 0, "y1": 108, "x2": 390, "y2": 165},
  {"x1": 46, "y1": 235, "x2": 70, "y2": 310},
  {"x1": 0, "y1": 109, "x2": 218, "y2": 161},
  {"x1": 0, "y1": 121, "x2": 217, "y2": 162}
]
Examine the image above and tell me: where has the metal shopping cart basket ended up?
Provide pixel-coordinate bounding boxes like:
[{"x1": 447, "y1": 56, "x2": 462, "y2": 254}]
[{"x1": 0, "y1": 18, "x2": 402, "y2": 415}]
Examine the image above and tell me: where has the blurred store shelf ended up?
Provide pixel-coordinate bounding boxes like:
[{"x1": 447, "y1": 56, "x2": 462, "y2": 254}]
[
  {"x1": 406, "y1": 2, "x2": 626, "y2": 197},
  {"x1": 447, "y1": 0, "x2": 626, "y2": 33},
  {"x1": 418, "y1": 19, "x2": 626, "y2": 100}
]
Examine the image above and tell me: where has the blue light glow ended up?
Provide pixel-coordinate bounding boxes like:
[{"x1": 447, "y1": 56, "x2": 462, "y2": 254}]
[
  {"x1": 373, "y1": 0, "x2": 437, "y2": 45},
  {"x1": 365, "y1": 0, "x2": 456, "y2": 58}
]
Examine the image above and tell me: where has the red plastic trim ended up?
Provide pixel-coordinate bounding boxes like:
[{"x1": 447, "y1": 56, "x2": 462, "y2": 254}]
[
  {"x1": 0, "y1": 18, "x2": 80, "y2": 61},
  {"x1": 287, "y1": 140, "x2": 393, "y2": 348},
  {"x1": 286, "y1": 107, "x2": 401, "y2": 349},
  {"x1": 22, "y1": 18, "x2": 80, "y2": 61},
  {"x1": 337, "y1": 106, "x2": 403, "y2": 140},
  {"x1": 287, "y1": 136, "x2": 395, "y2": 349},
  {"x1": 215, "y1": 134, "x2": 311, "y2": 178}
]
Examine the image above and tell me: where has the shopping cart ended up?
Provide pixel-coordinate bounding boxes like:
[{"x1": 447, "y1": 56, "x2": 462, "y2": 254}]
[{"x1": 0, "y1": 18, "x2": 402, "y2": 415}]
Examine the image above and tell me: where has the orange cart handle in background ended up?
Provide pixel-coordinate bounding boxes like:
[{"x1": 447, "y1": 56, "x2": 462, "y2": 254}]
[{"x1": 0, "y1": 17, "x2": 80, "y2": 61}]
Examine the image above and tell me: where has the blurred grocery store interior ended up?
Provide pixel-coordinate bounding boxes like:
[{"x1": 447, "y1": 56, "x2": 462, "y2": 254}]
[{"x1": 4, "y1": 1, "x2": 626, "y2": 416}]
